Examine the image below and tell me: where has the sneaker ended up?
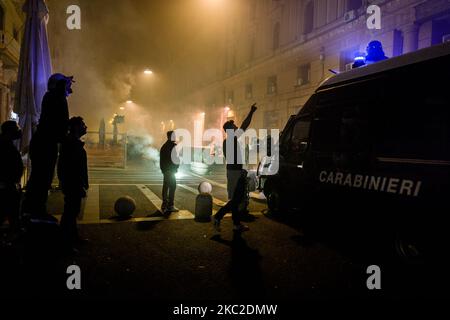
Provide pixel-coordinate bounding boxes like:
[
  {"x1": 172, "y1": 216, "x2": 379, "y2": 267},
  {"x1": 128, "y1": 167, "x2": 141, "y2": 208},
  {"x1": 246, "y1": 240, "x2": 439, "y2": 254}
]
[
  {"x1": 233, "y1": 224, "x2": 250, "y2": 233},
  {"x1": 213, "y1": 218, "x2": 221, "y2": 232},
  {"x1": 167, "y1": 206, "x2": 179, "y2": 213}
]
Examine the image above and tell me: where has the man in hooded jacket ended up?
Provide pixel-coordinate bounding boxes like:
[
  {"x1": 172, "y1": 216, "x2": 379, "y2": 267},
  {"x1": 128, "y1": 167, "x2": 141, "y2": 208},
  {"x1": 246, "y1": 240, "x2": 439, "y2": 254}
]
[{"x1": 24, "y1": 74, "x2": 74, "y2": 221}]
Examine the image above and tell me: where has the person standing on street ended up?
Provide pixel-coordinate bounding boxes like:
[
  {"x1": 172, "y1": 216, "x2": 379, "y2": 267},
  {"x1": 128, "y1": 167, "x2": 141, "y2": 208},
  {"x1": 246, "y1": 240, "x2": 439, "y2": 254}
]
[
  {"x1": 222, "y1": 103, "x2": 257, "y2": 200},
  {"x1": 216, "y1": 103, "x2": 257, "y2": 232},
  {"x1": 160, "y1": 131, "x2": 180, "y2": 213},
  {"x1": 0, "y1": 121, "x2": 24, "y2": 234},
  {"x1": 57, "y1": 117, "x2": 89, "y2": 250},
  {"x1": 24, "y1": 73, "x2": 75, "y2": 222},
  {"x1": 213, "y1": 170, "x2": 249, "y2": 233}
]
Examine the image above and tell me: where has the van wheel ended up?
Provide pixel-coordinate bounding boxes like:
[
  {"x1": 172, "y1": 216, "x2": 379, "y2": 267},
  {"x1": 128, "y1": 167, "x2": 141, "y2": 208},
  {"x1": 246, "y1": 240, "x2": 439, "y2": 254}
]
[{"x1": 265, "y1": 180, "x2": 286, "y2": 215}]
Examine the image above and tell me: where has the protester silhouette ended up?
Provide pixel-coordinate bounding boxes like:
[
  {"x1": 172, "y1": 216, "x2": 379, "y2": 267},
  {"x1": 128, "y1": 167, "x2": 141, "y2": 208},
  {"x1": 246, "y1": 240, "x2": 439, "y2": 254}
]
[
  {"x1": 0, "y1": 121, "x2": 24, "y2": 233},
  {"x1": 57, "y1": 117, "x2": 89, "y2": 250},
  {"x1": 24, "y1": 73, "x2": 74, "y2": 222},
  {"x1": 219, "y1": 103, "x2": 257, "y2": 231},
  {"x1": 214, "y1": 170, "x2": 250, "y2": 233},
  {"x1": 160, "y1": 131, "x2": 180, "y2": 214},
  {"x1": 222, "y1": 104, "x2": 257, "y2": 200}
]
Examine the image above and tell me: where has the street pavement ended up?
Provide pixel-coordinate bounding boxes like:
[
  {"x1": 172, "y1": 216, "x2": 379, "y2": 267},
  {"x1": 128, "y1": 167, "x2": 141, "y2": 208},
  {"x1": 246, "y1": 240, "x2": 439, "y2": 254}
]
[{"x1": 1, "y1": 160, "x2": 448, "y2": 303}]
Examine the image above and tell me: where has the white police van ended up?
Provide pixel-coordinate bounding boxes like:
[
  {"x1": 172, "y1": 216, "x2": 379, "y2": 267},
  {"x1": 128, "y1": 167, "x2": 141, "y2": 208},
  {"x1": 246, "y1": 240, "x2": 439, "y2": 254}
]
[{"x1": 262, "y1": 42, "x2": 450, "y2": 260}]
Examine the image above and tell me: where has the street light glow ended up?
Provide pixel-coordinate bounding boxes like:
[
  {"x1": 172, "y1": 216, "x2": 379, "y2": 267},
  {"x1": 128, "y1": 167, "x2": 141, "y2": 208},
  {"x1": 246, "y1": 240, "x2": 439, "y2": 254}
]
[{"x1": 144, "y1": 69, "x2": 153, "y2": 75}]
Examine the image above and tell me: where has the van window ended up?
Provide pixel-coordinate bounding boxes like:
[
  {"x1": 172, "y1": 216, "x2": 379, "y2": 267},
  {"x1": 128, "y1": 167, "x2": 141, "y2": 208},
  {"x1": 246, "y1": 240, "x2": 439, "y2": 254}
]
[
  {"x1": 290, "y1": 118, "x2": 311, "y2": 153},
  {"x1": 311, "y1": 101, "x2": 370, "y2": 153}
]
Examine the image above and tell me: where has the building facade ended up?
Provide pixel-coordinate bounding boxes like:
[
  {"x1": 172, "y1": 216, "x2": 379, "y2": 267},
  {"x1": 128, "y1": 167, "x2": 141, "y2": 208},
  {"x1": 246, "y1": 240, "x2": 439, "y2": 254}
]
[
  {"x1": 0, "y1": 0, "x2": 23, "y2": 124},
  {"x1": 180, "y1": 0, "x2": 450, "y2": 132}
]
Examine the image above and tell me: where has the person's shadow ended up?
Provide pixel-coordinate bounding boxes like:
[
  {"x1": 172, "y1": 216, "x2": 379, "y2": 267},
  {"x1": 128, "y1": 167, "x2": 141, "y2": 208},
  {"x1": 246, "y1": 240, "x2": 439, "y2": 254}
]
[{"x1": 211, "y1": 232, "x2": 265, "y2": 299}]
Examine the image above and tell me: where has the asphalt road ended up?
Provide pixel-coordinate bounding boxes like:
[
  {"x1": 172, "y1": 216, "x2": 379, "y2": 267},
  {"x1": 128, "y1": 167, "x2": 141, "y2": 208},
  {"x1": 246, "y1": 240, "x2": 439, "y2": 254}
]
[{"x1": 1, "y1": 160, "x2": 448, "y2": 303}]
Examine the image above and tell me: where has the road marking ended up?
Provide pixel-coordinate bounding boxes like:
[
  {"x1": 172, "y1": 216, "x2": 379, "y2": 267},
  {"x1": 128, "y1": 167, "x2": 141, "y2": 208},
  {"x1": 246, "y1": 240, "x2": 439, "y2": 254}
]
[
  {"x1": 177, "y1": 184, "x2": 226, "y2": 207},
  {"x1": 167, "y1": 210, "x2": 195, "y2": 220},
  {"x1": 80, "y1": 185, "x2": 100, "y2": 222},
  {"x1": 90, "y1": 183, "x2": 163, "y2": 186},
  {"x1": 136, "y1": 184, "x2": 164, "y2": 209},
  {"x1": 135, "y1": 184, "x2": 195, "y2": 218},
  {"x1": 185, "y1": 171, "x2": 227, "y2": 189}
]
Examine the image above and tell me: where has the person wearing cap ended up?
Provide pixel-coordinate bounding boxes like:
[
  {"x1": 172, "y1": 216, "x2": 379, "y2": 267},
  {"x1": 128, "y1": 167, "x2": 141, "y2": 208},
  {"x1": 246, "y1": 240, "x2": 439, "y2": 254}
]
[
  {"x1": 0, "y1": 121, "x2": 24, "y2": 233},
  {"x1": 24, "y1": 73, "x2": 74, "y2": 221}
]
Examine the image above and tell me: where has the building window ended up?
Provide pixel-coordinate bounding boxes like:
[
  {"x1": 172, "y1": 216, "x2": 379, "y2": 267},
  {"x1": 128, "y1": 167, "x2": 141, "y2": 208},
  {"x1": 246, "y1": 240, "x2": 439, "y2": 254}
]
[
  {"x1": 264, "y1": 110, "x2": 279, "y2": 129},
  {"x1": 346, "y1": 0, "x2": 362, "y2": 12},
  {"x1": 13, "y1": 27, "x2": 19, "y2": 41},
  {"x1": 231, "y1": 51, "x2": 236, "y2": 71},
  {"x1": 273, "y1": 22, "x2": 280, "y2": 50},
  {"x1": 245, "y1": 84, "x2": 253, "y2": 99},
  {"x1": 304, "y1": 1, "x2": 314, "y2": 34},
  {"x1": 432, "y1": 19, "x2": 450, "y2": 45},
  {"x1": 0, "y1": 5, "x2": 4, "y2": 31},
  {"x1": 393, "y1": 29, "x2": 404, "y2": 57},
  {"x1": 227, "y1": 90, "x2": 234, "y2": 104},
  {"x1": 267, "y1": 76, "x2": 277, "y2": 94},
  {"x1": 249, "y1": 36, "x2": 255, "y2": 62},
  {"x1": 249, "y1": 0, "x2": 257, "y2": 20},
  {"x1": 297, "y1": 64, "x2": 311, "y2": 86}
]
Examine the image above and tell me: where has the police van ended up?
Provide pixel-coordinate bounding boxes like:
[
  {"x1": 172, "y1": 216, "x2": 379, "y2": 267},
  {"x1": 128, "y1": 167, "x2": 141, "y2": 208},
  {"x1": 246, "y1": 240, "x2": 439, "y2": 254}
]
[{"x1": 262, "y1": 42, "x2": 450, "y2": 259}]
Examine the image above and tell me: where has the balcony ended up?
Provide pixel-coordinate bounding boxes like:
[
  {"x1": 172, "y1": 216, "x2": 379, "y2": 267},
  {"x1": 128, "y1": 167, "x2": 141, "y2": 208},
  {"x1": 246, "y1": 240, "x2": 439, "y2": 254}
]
[{"x1": 0, "y1": 30, "x2": 20, "y2": 67}]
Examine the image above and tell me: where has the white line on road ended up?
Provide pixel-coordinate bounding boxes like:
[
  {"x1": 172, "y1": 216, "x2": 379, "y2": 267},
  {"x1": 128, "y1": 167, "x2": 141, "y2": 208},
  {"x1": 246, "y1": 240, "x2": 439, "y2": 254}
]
[
  {"x1": 135, "y1": 184, "x2": 195, "y2": 219},
  {"x1": 136, "y1": 184, "x2": 164, "y2": 209}
]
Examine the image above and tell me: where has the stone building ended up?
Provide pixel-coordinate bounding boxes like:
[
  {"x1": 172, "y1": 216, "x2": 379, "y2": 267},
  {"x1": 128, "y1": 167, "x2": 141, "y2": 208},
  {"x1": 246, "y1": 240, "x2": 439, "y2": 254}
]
[
  {"x1": 0, "y1": 0, "x2": 23, "y2": 124},
  {"x1": 178, "y1": 0, "x2": 450, "y2": 132}
]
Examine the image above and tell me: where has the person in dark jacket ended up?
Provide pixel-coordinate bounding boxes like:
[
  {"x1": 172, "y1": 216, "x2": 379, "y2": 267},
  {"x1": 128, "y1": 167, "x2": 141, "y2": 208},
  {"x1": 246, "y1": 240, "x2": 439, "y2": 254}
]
[
  {"x1": 57, "y1": 117, "x2": 89, "y2": 248},
  {"x1": 24, "y1": 73, "x2": 74, "y2": 221},
  {"x1": 213, "y1": 170, "x2": 249, "y2": 233},
  {"x1": 0, "y1": 121, "x2": 24, "y2": 232},
  {"x1": 159, "y1": 131, "x2": 180, "y2": 213}
]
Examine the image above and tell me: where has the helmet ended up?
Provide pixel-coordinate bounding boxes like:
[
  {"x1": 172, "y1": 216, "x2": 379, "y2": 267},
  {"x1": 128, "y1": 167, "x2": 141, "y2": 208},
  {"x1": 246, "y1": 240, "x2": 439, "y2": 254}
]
[{"x1": 47, "y1": 73, "x2": 75, "y2": 95}]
